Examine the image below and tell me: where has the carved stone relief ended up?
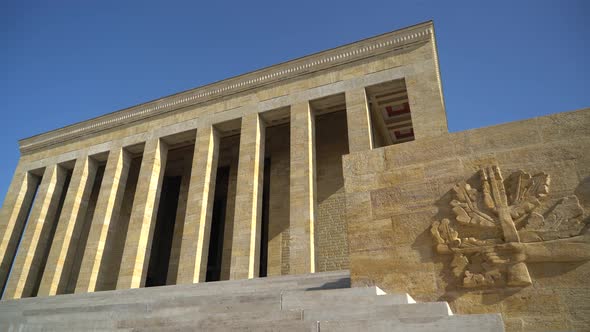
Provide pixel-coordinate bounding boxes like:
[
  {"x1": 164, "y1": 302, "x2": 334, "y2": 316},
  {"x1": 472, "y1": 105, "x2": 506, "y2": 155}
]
[{"x1": 431, "y1": 165, "x2": 589, "y2": 288}]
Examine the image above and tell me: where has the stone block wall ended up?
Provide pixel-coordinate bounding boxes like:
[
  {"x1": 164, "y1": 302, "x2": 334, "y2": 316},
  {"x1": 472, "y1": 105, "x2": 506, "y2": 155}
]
[
  {"x1": 343, "y1": 109, "x2": 590, "y2": 331},
  {"x1": 315, "y1": 111, "x2": 350, "y2": 272},
  {"x1": 266, "y1": 124, "x2": 291, "y2": 276}
]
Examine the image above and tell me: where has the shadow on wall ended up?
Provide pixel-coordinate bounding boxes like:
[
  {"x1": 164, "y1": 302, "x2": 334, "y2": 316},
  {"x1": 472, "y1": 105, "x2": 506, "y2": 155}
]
[
  {"x1": 575, "y1": 176, "x2": 590, "y2": 210},
  {"x1": 306, "y1": 277, "x2": 351, "y2": 291}
]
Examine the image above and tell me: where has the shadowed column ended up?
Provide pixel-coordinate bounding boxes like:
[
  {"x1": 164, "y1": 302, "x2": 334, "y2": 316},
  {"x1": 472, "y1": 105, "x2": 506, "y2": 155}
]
[
  {"x1": 220, "y1": 157, "x2": 238, "y2": 280},
  {"x1": 166, "y1": 153, "x2": 192, "y2": 285},
  {"x1": 3, "y1": 164, "x2": 68, "y2": 299},
  {"x1": 117, "y1": 138, "x2": 168, "y2": 289},
  {"x1": 0, "y1": 169, "x2": 40, "y2": 293},
  {"x1": 75, "y1": 147, "x2": 131, "y2": 293},
  {"x1": 177, "y1": 127, "x2": 220, "y2": 284},
  {"x1": 289, "y1": 102, "x2": 316, "y2": 274},
  {"x1": 38, "y1": 155, "x2": 98, "y2": 296},
  {"x1": 230, "y1": 113, "x2": 265, "y2": 280},
  {"x1": 345, "y1": 88, "x2": 374, "y2": 152}
]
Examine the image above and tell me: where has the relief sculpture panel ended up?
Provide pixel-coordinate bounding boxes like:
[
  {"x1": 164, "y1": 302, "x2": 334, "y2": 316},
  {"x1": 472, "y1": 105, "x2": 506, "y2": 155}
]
[{"x1": 431, "y1": 165, "x2": 590, "y2": 288}]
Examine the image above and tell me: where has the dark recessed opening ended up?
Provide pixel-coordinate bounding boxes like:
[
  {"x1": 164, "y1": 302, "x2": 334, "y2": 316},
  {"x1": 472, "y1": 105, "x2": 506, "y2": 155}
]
[
  {"x1": 206, "y1": 166, "x2": 230, "y2": 282},
  {"x1": 259, "y1": 158, "x2": 271, "y2": 278},
  {"x1": 145, "y1": 176, "x2": 182, "y2": 287}
]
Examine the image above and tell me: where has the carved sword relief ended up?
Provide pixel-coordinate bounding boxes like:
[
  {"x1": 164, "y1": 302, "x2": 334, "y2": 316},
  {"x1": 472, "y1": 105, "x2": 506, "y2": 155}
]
[{"x1": 431, "y1": 165, "x2": 589, "y2": 288}]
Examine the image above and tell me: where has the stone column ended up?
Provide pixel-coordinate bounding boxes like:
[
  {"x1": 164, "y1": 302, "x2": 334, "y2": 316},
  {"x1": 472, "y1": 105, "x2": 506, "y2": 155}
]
[
  {"x1": 345, "y1": 88, "x2": 374, "y2": 153},
  {"x1": 177, "y1": 127, "x2": 220, "y2": 284},
  {"x1": 117, "y1": 138, "x2": 168, "y2": 289},
  {"x1": 3, "y1": 164, "x2": 68, "y2": 299},
  {"x1": 405, "y1": 38, "x2": 448, "y2": 139},
  {"x1": 220, "y1": 158, "x2": 238, "y2": 280},
  {"x1": 166, "y1": 153, "x2": 192, "y2": 285},
  {"x1": 266, "y1": 128, "x2": 290, "y2": 277},
  {"x1": 289, "y1": 102, "x2": 316, "y2": 274},
  {"x1": 230, "y1": 113, "x2": 266, "y2": 280},
  {"x1": 38, "y1": 155, "x2": 98, "y2": 296},
  {"x1": 0, "y1": 169, "x2": 40, "y2": 292},
  {"x1": 76, "y1": 147, "x2": 131, "y2": 293}
]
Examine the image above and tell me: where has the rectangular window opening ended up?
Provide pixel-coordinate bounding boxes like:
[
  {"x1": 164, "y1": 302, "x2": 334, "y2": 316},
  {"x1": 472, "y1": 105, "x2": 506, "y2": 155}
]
[{"x1": 366, "y1": 78, "x2": 415, "y2": 148}]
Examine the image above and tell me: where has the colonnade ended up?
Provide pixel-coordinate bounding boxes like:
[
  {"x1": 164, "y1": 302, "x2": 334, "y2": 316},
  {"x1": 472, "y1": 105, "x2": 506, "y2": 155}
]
[{"x1": 0, "y1": 87, "x2": 373, "y2": 300}]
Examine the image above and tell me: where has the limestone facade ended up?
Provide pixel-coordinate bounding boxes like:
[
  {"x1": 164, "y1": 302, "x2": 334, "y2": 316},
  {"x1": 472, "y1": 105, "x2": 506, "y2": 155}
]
[
  {"x1": 344, "y1": 110, "x2": 590, "y2": 330},
  {"x1": 0, "y1": 21, "x2": 588, "y2": 331}
]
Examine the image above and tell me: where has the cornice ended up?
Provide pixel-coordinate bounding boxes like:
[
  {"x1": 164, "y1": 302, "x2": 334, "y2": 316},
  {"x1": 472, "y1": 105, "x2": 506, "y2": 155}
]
[{"x1": 19, "y1": 21, "x2": 434, "y2": 154}]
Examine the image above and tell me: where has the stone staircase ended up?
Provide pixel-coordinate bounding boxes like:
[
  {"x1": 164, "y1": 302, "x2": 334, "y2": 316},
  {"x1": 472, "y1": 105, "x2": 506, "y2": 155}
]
[{"x1": 0, "y1": 270, "x2": 504, "y2": 331}]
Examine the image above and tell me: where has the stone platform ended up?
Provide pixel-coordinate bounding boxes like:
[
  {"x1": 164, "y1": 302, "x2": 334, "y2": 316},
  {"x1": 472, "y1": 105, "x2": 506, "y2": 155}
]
[{"x1": 0, "y1": 271, "x2": 503, "y2": 331}]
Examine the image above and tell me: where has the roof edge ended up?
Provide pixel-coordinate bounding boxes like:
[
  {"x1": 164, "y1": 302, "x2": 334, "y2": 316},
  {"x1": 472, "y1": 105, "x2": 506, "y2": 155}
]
[{"x1": 19, "y1": 21, "x2": 434, "y2": 154}]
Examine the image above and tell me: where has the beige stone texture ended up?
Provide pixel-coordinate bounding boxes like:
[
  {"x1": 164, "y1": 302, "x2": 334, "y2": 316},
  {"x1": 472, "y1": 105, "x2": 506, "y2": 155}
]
[
  {"x1": 315, "y1": 111, "x2": 350, "y2": 272},
  {"x1": 0, "y1": 169, "x2": 40, "y2": 292},
  {"x1": 64, "y1": 164, "x2": 104, "y2": 293},
  {"x1": 177, "y1": 127, "x2": 220, "y2": 284},
  {"x1": 265, "y1": 124, "x2": 290, "y2": 276},
  {"x1": 344, "y1": 109, "x2": 590, "y2": 331},
  {"x1": 345, "y1": 88, "x2": 373, "y2": 153},
  {"x1": 230, "y1": 113, "x2": 265, "y2": 279},
  {"x1": 117, "y1": 138, "x2": 168, "y2": 289},
  {"x1": 166, "y1": 152, "x2": 192, "y2": 285},
  {"x1": 75, "y1": 147, "x2": 131, "y2": 293},
  {"x1": 3, "y1": 164, "x2": 68, "y2": 299},
  {"x1": 405, "y1": 63, "x2": 448, "y2": 139},
  {"x1": 96, "y1": 156, "x2": 141, "y2": 291},
  {"x1": 289, "y1": 102, "x2": 316, "y2": 274},
  {"x1": 37, "y1": 155, "x2": 98, "y2": 296},
  {"x1": 210, "y1": 135, "x2": 241, "y2": 281},
  {"x1": 220, "y1": 155, "x2": 239, "y2": 280}
]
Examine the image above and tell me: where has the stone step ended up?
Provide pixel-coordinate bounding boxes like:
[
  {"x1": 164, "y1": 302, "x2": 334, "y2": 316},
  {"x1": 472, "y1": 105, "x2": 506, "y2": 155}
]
[
  {"x1": 21, "y1": 301, "x2": 295, "y2": 324},
  {"x1": 303, "y1": 302, "x2": 452, "y2": 321},
  {"x1": 0, "y1": 270, "x2": 506, "y2": 331},
  {"x1": 282, "y1": 286, "x2": 415, "y2": 310},
  {"x1": 116, "y1": 308, "x2": 303, "y2": 329},
  {"x1": 0, "y1": 270, "x2": 349, "y2": 313},
  {"x1": 134, "y1": 320, "x2": 319, "y2": 332},
  {"x1": 19, "y1": 291, "x2": 281, "y2": 318},
  {"x1": 14, "y1": 308, "x2": 304, "y2": 330},
  {"x1": 1, "y1": 320, "x2": 123, "y2": 332},
  {"x1": 319, "y1": 314, "x2": 505, "y2": 332}
]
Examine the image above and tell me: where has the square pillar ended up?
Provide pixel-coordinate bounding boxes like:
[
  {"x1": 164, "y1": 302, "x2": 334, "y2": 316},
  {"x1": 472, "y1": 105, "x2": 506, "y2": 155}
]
[
  {"x1": 289, "y1": 102, "x2": 316, "y2": 274},
  {"x1": 402, "y1": 38, "x2": 448, "y2": 139},
  {"x1": 75, "y1": 147, "x2": 131, "y2": 293},
  {"x1": 345, "y1": 88, "x2": 374, "y2": 153},
  {"x1": 220, "y1": 158, "x2": 238, "y2": 280},
  {"x1": 116, "y1": 138, "x2": 168, "y2": 289},
  {"x1": 0, "y1": 169, "x2": 40, "y2": 292},
  {"x1": 38, "y1": 155, "x2": 98, "y2": 296},
  {"x1": 3, "y1": 164, "x2": 68, "y2": 299},
  {"x1": 230, "y1": 113, "x2": 266, "y2": 280},
  {"x1": 166, "y1": 153, "x2": 192, "y2": 285},
  {"x1": 177, "y1": 127, "x2": 220, "y2": 284}
]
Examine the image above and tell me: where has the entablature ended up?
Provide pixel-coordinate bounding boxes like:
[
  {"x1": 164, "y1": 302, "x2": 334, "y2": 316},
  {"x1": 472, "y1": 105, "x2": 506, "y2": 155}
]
[{"x1": 19, "y1": 21, "x2": 434, "y2": 155}]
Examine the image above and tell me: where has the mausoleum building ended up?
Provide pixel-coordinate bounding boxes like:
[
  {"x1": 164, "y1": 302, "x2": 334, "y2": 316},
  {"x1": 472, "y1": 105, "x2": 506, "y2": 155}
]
[{"x1": 0, "y1": 21, "x2": 589, "y2": 331}]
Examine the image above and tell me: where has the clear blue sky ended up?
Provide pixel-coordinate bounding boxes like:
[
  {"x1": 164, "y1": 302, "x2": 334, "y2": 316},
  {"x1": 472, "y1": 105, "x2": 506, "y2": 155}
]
[{"x1": 0, "y1": 0, "x2": 588, "y2": 203}]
